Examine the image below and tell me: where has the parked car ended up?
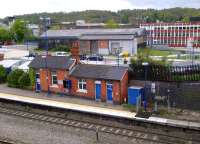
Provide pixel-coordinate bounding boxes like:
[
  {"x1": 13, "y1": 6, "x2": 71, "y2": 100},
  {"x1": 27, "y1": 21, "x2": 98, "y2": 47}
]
[
  {"x1": 55, "y1": 51, "x2": 67, "y2": 56},
  {"x1": 87, "y1": 55, "x2": 104, "y2": 61},
  {"x1": 80, "y1": 55, "x2": 87, "y2": 60}
]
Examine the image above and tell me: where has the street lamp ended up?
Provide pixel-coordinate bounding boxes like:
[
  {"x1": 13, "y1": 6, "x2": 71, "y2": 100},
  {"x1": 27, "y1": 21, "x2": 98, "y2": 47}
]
[
  {"x1": 117, "y1": 47, "x2": 122, "y2": 67},
  {"x1": 24, "y1": 20, "x2": 30, "y2": 52},
  {"x1": 167, "y1": 89, "x2": 170, "y2": 112},
  {"x1": 40, "y1": 16, "x2": 51, "y2": 96},
  {"x1": 142, "y1": 62, "x2": 149, "y2": 111},
  {"x1": 40, "y1": 17, "x2": 51, "y2": 55}
]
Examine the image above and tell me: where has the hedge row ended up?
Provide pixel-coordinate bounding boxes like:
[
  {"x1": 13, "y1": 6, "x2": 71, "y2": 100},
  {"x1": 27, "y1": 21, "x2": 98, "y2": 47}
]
[
  {"x1": 0, "y1": 65, "x2": 7, "y2": 83},
  {"x1": 7, "y1": 69, "x2": 31, "y2": 89}
]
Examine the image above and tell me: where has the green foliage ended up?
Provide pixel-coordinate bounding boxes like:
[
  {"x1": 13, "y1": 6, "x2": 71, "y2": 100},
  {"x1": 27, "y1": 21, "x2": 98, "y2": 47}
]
[
  {"x1": 172, "y1": 74, "x2": 200, "y2": 82},
  {"x1": 138, "y1": 48, "x2": 171, "y2": 56},
  {"x1": 51, "y1": 45, "x2": 70, "y2": 52},
  {"x1": 105, "y1": 19, "x2": 119, "y2": 28},
  {"x1": 50, "y1": 25, "x2": 60, "y2": 30},
  {"x1": 18, "y1": 73, "x2": 31, "y2": 88},
  {"x1": 7, "y1": 69, "x2": 24, "y2": 88},
  {"x1": 182, "y1": 16, "x2": 190, "y2": 22},
  {"x1": 0, "y1": 27, "x2": 12, "y2": 42},
  {"x1": 28, "y1": 68, "x2": 36, "y2": 87},
  {"x1": 131, "y1": 49, "x2": 169, "y2": 66},
  {"x1": 122, "y1": 104, "x2": 136, "y2": 112},
  {"x1": 0, "y1": 65, "x2": 7, "y2": 83},
  {"x1": 10, "y1": 19, "x2": 28, "y2": 42},
  {"x1": 11, "y1": 8, "x2": 200, "y2": 26}
]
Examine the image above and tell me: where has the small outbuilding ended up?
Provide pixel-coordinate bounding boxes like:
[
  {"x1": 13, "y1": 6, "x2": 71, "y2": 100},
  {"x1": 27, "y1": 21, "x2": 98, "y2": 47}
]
[
  {"x1": 29, "y1": 56, "x2": 128, "y2": 104},
  {"x1": 69, "y1": 64, "x2": 128, "y2": 104},
  {"x1": 29, "y1": 56, "x2": 76, "y2": 92}
]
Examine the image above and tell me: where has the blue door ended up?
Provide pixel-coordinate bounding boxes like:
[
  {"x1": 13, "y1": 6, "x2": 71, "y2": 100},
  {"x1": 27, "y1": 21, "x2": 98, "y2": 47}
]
[
  {"x1": 95, "y1": 83, "x2": 101, "y2": 100},
  {"x1": 36, "y1": 83, "x2": 41, "y2": 92},
  {"x1": 35, "y1": 73, "x2": 41, "y2": 92},
  {"x1": 107, "y1": 84, "x2": 113, "y2": 102}
]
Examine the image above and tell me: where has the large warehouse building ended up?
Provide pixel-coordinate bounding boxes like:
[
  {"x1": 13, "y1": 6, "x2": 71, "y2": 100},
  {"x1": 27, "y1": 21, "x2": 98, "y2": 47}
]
[
  {"x1": 39, "y1": 28, "x2": 146, "y2": 56},
  {"x1": 140, "y1": 22, "x2": 200, "y2": 48}
]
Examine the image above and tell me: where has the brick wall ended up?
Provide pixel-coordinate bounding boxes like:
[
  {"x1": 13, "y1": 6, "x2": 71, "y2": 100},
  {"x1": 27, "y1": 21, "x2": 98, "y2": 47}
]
[
  {"x1": 39, "y1": 69, "x2": 69, "y2": 93},
  {"x1": 79, "y1": 40, "x2": 91, "y2": 54},
  {"x1": 70, "y1": 77, "x2": 125, "y2": 103},
  {"x1": 120, "y1": 71, "x2": 128, "y2": 104},
  {"x1": 71, "y1": 40, "x2": 80, "y2": 60},
  {"x1": 113, "y1": 81, "x2": 121, "y2": 103},
  {"x1": 70, "y1": 77, "x2": 95, "y2": 99},
  {"x1": 38, "y1": 68, "x2": 128, "y2": 104},
  {"x1": 98, "y1": 40, "x2": 109, "y2": 49},
  {"x1": 40, "y1": 69, "x2": 51, "y2": 91},
  {"x1": 101, "y1": 80, "x2": 107, "y2": 102}
]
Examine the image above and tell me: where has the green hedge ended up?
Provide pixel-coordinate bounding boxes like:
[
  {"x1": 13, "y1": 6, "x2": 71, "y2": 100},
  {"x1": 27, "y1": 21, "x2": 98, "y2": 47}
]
[
  {"x1": 7, "y1": 69, "x2": 24, "y2": 88},
  {"x1": 0, "y1": 65, "x2": 7, "y2": 83},
  {"x1": 18, "y1": 73, "x2": 31, "y2": 89}
]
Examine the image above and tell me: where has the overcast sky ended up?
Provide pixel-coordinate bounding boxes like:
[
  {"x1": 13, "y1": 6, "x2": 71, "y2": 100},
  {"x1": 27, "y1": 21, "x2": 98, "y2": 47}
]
[{"x1": 0, "y1": 0, "x2": 199, "y2": 18}]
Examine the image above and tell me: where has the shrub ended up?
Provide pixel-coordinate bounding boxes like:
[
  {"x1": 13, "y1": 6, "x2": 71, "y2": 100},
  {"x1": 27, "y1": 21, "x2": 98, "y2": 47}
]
[
  {"x1": 51, "y1": 45, "x2": 70, "y2": 52},
  {"x1": 7, "y1": 69, "x2": 24, "y2": 88},
  {"x1": 0, "y1": 65, "x2": 7, "y2": 83},
  {"x1": 18, "y1": 73, "x2": 31, "y2": 89}
]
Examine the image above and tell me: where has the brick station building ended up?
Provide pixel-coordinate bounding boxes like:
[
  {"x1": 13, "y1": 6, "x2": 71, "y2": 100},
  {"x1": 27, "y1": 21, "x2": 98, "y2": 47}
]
[
  {"x1": 140, "y1": 22, "x2": 200, "y2": 48},
  {"x1": 29, "y1": 56, "x2": 128, "y2": 104}
]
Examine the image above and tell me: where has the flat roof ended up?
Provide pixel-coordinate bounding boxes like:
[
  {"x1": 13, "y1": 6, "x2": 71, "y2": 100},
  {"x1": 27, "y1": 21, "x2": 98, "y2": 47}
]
[
  {"x1": 40, "y1": 28, "x2": 145, "y2": 39},
  {"x1": 0, "y1": 60, "x2": 20, "y2": 68}
]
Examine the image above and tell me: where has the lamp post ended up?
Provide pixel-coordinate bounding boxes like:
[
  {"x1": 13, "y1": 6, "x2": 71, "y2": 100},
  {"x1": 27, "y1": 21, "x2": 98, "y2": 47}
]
[
  {"x1": 167, "y1": 89, "x2": 170, "y2": 112},
  {"x1": 24, "y1": 21, "x2": 30, "y2": 52},
  {"x1": 40, "y1": 16, "x2": 51, "y2": 96},
  {"x1": 117, "y1": 47, "x2": 122, "y2": 67},
  {"x1": 142, "y1": 62, "x2": 149, "y2": 111}
]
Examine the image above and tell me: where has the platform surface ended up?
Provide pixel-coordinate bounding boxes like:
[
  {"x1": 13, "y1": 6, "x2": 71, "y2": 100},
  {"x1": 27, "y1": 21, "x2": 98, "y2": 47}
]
[{"x1": 0, "y1": 92, "x2": 199, "y2": 130}]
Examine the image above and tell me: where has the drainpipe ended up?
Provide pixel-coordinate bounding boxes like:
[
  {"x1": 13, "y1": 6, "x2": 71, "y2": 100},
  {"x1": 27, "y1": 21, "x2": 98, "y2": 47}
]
[{"x1": 119, "y1": 81, "x2": 122, "y2": 104}]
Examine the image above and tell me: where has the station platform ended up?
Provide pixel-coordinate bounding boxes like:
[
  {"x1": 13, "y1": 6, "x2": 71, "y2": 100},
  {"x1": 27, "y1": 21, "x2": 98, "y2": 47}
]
[{"x1": 0, "y1": 92, "x2": 199, "y2": 131}]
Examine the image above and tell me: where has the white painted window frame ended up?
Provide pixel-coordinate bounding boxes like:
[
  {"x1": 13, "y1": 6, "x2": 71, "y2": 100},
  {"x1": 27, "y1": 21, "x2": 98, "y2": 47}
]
[
  {"x1": 78, "y1": 79, "x2": 87, "y2": 93},
  {"x1": 51, "y1": 73, "x2": 57, "y2": 85}
]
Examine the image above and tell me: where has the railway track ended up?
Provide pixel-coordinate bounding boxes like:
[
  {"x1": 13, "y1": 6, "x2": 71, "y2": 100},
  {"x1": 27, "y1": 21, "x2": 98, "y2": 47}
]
[
  {"x1": 0, "y1": 106, "x2": 199, "y2": 144},
  {"x1": 0, "y1": 136, "x2": 26, "y2": 144}
]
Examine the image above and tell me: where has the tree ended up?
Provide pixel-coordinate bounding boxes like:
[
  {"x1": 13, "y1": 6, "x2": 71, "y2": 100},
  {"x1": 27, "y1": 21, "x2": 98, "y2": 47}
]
[
  {"x1": 7, "y1": 69, "x2": 24, "y2": 88},
  {"x1": 18, "y1": 73, "x2": 31, "y2": 88},
  {"x1": 182, "y1": 16, "x2": 190, "y2": 22},
  {"x1": 0, "y1": 65, "x2": 7, "y2": 83},
  {"x1": 105, "y1": 19, "x2": 119, "y2": 28},
  {"x1": 0, "y1": 27, "x2": 12, "y2": 42},
  {"x1": 10, "y1": 19, "x2": 28, "y2": 42}
]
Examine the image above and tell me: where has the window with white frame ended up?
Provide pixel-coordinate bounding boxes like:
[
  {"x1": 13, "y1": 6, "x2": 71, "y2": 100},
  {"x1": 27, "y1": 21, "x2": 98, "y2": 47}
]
[
  {"x1": 51, "y1": 72, "x2": 57, "y2": 85},
  {"x1": 78, "y1": 79, "x2": 87, "y2": 90}
]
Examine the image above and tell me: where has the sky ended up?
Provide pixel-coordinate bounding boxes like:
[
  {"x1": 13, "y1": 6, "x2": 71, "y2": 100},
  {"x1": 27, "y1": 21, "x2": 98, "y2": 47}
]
[{"x1": 0, "y1": 0, "x2": 199, "y2": 18}]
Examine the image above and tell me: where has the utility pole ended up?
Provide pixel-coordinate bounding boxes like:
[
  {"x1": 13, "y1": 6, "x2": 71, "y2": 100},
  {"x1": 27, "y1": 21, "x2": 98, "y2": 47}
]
[
  {"x1": 40, "y1": 16, "x2": 51, "y2": 96},
  {"x1": 142, "y1": 62, "x2": 149, "y2": 112},
  {"x1": 25, "y1": 21, "x2": 29, "y2": 53},
  {"x1": 117, "y1": 47, "x2": 121, "y2": 67},
  {"x1": 167, "y1": 89, "x2": 170, "y2": 112}
]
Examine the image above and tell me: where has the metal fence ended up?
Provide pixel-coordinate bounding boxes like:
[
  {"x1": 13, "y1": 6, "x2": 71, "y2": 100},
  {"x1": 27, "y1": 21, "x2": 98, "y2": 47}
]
[
  {"x1": 129, "y1": 64, "x2": 200, "y2": 82},
  {"x1": 154, "y1": 82, "x2": 200, "y2": 110}
]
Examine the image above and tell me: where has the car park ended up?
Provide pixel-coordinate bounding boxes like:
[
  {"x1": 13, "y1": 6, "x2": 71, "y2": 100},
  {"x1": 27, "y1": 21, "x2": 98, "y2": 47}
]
[
  {"x1": 87, "y1": 55, "x2": 103, "y2": 61},
  {"x1": 55, "y1": 51, "x2": 67, "y2": 56},
  {"x1": 80, "y1": 54, "x2": 87, "y2": 60}
]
